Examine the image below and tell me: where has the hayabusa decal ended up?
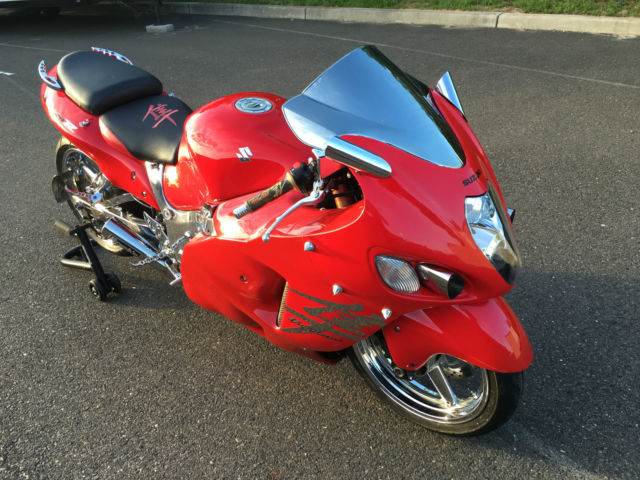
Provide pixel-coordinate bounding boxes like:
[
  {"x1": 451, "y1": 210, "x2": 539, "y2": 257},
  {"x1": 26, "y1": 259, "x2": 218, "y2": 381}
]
[
  {"x1": 143, "y1": 104, "x2": 179, "y2": 128},
  {"x1": 282, "y1": 288, "x2": 386, "y2": 342}
]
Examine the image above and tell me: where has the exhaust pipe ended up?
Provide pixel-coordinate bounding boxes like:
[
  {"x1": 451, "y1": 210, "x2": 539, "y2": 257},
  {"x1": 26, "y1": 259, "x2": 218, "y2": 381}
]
[
  {"x1": 102, "y1": 218, "x2": 182, "y2": 285},
  {"x1": 102, "y1": 218, "x2": 158, "y2": 258}
]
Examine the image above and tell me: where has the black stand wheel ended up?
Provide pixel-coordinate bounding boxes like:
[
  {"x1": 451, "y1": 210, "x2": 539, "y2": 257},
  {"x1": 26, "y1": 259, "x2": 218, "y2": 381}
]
[{"x1": 89, "y1": 279, "x2": 109, "y2": 301}]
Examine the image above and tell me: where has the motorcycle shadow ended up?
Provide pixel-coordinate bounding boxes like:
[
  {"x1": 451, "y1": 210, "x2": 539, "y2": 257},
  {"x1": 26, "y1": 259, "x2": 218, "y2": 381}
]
[{"x1": 107, "y1": 255, "x2": 195, "y2": 311}]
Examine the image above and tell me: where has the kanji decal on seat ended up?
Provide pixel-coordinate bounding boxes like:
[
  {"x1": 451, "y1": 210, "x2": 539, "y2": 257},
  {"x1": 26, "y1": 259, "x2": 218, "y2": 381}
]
[{"x1": 143, "y1": 104, "x2": 180, "y2": 129}]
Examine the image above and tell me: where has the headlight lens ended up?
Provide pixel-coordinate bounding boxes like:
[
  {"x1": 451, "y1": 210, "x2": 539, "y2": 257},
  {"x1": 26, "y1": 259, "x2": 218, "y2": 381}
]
[
  {"x1": 375, "y1": 255, "x2": 420, "y2": 293},
  {"x1": 465, "y1": 186, "x2": 520, "y2": 284}
]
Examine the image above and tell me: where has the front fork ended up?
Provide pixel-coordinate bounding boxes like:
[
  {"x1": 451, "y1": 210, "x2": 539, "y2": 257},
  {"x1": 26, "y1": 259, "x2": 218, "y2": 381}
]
[{"x1": 382, "y1": 297, "x2": 533, "y2": 373}]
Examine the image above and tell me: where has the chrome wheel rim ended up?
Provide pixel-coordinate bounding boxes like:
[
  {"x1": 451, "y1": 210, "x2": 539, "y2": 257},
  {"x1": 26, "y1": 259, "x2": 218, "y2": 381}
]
[
  {"x1": 59, "y1": 147, "x2": 121, "y2": 250},
  {"x1": 354, "y1": 333, "x2": 490, "y2": 425}
]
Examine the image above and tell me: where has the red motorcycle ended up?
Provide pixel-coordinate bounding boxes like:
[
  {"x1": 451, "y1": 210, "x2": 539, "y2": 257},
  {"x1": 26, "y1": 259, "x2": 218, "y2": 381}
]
[{"x1": 39, "y1": 45, "x2": 532, "y2": 435}]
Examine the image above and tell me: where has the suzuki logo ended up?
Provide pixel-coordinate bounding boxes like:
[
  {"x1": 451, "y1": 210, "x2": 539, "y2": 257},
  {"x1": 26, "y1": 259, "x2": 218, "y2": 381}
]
[{"x1": 236, "y1": 146, "x2": 253, "y2": 162}]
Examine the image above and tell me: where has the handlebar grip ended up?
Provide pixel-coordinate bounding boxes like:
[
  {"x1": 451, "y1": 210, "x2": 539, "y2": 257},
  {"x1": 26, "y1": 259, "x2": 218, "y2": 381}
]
[{"x1": 234, "y1": 178, "x2": 293, "y2": 219}]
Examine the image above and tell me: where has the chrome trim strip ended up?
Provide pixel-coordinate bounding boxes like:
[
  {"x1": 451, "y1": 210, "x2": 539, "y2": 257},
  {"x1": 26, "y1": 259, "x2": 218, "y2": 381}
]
[
  {"x1": 90, "y1": 47, "x2": 133, "y2": 65},
  {"x1": 325, "y1": 137, "x2": 391, "y2": 178},
  {"x1": 38, "y1": 60, "x2": 62, "y2": 91},
  {"x1": 435, "y1": 71, "x2": 464, "y2": 116}
]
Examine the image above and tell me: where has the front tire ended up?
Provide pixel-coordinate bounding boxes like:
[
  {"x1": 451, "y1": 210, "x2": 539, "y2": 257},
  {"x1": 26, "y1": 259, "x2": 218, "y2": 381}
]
[{"x1": 349, "y1": 332, "x2": 523, "y2": 436}]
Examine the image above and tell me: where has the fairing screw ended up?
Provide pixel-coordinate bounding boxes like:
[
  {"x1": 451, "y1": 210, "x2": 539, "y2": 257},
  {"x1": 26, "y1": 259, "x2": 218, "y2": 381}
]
[
  {"x1": 79, "y1": 120, "x2": 90, "y2": 127},
  {"x1": 162, "y1": 208, "x2": 175, "y2": 220},
  {"x1": 142, "y1": 191, "x2": 147, "y2": 197},
  {"x1": 131, "y1": 171, "x2": 136, "y2": 180},
  {"x1": 304, "y1": 241, "x2": 315, "y2": 252},
  {"x1": 394, "y1": 326, "x2": 401, "y2": 332},
  {"x1": 382, "y1": 308, "x2": 392, "y2": 320},
  {"x1": 332, "y1": 284, "x2": 343, "y2": 295}
]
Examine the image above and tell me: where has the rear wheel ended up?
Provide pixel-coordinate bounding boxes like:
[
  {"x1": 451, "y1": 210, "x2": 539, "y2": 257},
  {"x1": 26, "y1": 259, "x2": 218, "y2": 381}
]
[
  {"x1": 55, "y1": 137, "x2": 152, "y2": 255},
  {"x1": 349, "y1": 332, "x2": 523, "y2": 435}
]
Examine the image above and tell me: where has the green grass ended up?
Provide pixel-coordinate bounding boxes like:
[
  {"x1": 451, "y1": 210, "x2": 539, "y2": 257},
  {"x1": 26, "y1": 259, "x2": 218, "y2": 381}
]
[{"x1": 178, "y1": 0, "x2": 640, "y2": 17}]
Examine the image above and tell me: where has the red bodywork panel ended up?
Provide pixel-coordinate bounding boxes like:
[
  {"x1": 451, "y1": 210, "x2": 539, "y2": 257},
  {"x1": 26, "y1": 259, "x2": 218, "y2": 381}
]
[
  {"x1": 41, "y1": 56, "x2": 531, "y2": 372},
  {"x1": 383, "y1": 298, "x2": 533, "y2": 372},
  {"x1": 163, "y1": 93, "x2": 312, "y2": 209},
  {"x1": 41, "y1": 66, "x2": 160, "y2": 209},
  {"x1": 180, "y1": 87, "x2": 532, "y2": 371}
]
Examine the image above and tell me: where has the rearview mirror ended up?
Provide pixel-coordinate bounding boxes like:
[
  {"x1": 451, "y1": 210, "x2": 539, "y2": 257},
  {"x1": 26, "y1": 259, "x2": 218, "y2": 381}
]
[{"x1": 325, "y1": 137, "x2": 391, "y2": 178}]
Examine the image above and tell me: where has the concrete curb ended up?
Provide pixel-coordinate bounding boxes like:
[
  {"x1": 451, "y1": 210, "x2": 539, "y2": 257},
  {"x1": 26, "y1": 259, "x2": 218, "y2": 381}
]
[
  {"x1": 163, "y1": 2, "x2": 640, "y2": 37},
  {"x1": 498, "y1": 13, "x2": 640, "y2": 37}
]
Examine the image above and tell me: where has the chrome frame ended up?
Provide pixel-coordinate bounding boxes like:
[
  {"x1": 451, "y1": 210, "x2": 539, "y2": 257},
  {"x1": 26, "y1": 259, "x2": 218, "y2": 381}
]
[{"x1": 145, "y1": 163, "x2": 199, "y2": 244}]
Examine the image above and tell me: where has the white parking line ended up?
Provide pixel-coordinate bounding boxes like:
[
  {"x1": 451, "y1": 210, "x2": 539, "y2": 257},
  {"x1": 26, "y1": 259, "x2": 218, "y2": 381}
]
[
  {"x1": 212, "y1": 19, "x2": 640, "y2": 90},
  {"x1": 0, "y1": 42, "x2": 68, "y2": 53},
  {"x1": 0, "y1": 71, "x2": 15, "y2": 76}
]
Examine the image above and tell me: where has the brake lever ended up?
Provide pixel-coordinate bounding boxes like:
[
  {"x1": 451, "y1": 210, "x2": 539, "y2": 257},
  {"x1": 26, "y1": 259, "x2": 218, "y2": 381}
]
[{"x1": 262, "y1": 179, "x2": 325, "y2": 242}]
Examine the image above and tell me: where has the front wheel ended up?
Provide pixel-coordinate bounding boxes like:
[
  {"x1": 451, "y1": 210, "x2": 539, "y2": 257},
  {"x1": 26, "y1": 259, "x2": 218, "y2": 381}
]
[{"x1": 349, "y1": 332, "x2": 523, "y2": 436}]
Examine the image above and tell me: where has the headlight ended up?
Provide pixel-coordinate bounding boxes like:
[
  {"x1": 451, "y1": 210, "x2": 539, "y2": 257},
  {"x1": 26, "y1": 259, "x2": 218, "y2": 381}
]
[
  {"x1": 465, "y1": 186, "x2": 520, "y2": 284},
  {"x1": 375, "y1": 255, "x2": 420, "y2": 293}
]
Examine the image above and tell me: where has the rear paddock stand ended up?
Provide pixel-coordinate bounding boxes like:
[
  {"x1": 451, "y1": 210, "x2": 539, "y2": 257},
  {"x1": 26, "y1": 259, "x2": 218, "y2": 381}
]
[{"x1": 55, "y1": 220, "x2": 121, "y2": 301}]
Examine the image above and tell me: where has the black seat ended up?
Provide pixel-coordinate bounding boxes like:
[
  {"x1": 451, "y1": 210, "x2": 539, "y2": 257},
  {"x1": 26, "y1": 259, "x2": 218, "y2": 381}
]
[
  {"x1": 57, "y1": 50, "x2": 163, "y2": 115},
  {"x1": 100, "y1": 94, "x2": 193, "y2": 164}
]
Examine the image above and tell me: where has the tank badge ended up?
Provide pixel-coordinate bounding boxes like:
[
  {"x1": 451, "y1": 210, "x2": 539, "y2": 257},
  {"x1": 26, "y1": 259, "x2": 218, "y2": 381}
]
[
  {"x1": 235, "y1": 97, "x2": 272, "y2": 114},
  {"x1": 236, "y1": 147, "x2": 253, "y2": 162}
]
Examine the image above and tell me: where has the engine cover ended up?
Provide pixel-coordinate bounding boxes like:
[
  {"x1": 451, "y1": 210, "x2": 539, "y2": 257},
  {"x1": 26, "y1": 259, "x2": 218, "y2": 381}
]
[{"x1": 163, "y1": 92, "x2": 312, "y2": 210}]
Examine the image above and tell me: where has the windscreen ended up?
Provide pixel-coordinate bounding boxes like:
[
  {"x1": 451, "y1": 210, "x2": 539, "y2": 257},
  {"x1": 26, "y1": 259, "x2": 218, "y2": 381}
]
[{"x1": 283, "y1": 45, "x2": 465, "y2": 168}]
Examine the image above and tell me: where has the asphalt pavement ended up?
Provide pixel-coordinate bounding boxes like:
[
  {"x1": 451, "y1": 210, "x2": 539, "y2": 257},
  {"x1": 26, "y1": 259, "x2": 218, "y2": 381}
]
[{"x1": 0, "y1": 6, "x2": 639, "y2": 480}]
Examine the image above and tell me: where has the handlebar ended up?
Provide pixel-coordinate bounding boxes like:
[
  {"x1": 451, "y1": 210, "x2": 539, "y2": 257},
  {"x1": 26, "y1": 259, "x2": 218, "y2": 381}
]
[{"x1": 233, "y1": 162, "x2": 315, "y2": 219}]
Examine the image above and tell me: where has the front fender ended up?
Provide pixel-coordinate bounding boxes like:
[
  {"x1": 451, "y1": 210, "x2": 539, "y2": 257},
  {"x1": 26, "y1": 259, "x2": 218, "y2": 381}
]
[{"x1": 383, "y1": 297, "x2": 533, "y2": 373}]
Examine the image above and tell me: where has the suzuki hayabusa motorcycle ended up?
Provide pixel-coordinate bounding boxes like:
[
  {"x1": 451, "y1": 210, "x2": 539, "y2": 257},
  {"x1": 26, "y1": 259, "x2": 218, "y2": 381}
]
[{"x1": 39, "y1": 45, "x2": 532, "y2": 435}]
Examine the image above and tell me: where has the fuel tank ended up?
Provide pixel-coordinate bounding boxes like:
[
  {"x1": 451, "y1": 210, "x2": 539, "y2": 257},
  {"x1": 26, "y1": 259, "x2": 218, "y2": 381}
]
[{"x1": 163, "y1": 92, "x2": 312, "y2": 210}]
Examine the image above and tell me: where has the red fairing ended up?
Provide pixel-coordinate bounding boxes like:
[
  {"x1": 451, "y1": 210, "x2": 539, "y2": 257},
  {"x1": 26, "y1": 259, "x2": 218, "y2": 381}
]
[
  {"x1": 180, "y1": 89, "x2": 530, "y2": 361},
  {"x1": 163, "y1": 93, "x2": 313, "y2": 209},
  {"x1": 382, "y1": 298, "x2": 533, "y2": 372},
  {"x1": 40, "y1": 67, "x2": 159, "y2": 209}
]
